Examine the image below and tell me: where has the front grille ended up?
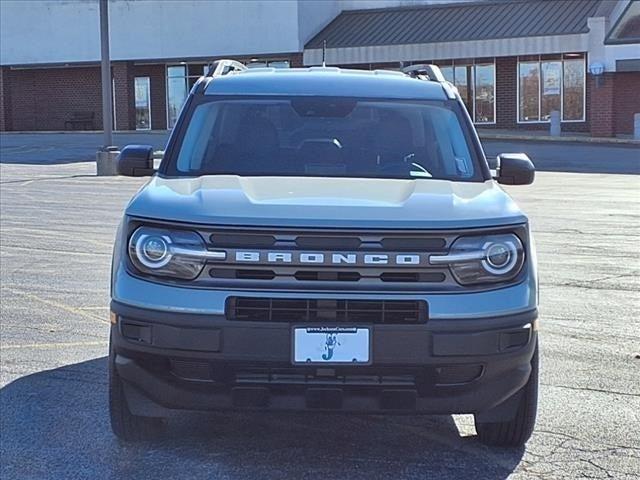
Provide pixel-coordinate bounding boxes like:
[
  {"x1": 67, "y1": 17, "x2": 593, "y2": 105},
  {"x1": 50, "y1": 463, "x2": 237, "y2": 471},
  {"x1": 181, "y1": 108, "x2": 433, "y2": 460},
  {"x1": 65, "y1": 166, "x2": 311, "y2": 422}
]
[
  {"x1": 235, "y1": 370, "x2": 417, "y2": 387},
  {"x1": 209, "y1": 266, "x2": 447, "y2": 285},
  {"x1": 131, "y1": 222, "x2": 526, "y2": 292},
  {"x1": 380, "y1": 272, "x2": 446, "y2": 283},
  {"x1": 227, "y1": 297, "x2": 427, "y2": 324},
  {"x1": 166, "y1": 362, "x2": 482, "y2": 389},
  {"x1": 195, "y1": 226, "x2": 457, "y2": 291},
  {"x1": 293, "y1": 271, "x2": 362, "y2": 282}
]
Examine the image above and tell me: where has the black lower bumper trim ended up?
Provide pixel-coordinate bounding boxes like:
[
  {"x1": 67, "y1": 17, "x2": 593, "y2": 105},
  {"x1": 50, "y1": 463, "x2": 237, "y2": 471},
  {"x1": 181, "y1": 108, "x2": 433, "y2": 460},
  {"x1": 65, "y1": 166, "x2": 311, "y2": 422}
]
[
  {"x1": 111, "y1": 301, "x2": 538, "y2": 416},
  {"x1": 117, "y1": 351, "x2": 533, "y2": 416}
]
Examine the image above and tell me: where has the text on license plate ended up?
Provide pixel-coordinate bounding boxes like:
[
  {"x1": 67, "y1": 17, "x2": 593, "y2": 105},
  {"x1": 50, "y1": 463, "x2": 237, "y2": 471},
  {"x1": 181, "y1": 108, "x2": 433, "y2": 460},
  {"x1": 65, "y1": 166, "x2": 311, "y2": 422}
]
[{"x1": 293, "y1": 327, "x2": 370, "y2": 364}]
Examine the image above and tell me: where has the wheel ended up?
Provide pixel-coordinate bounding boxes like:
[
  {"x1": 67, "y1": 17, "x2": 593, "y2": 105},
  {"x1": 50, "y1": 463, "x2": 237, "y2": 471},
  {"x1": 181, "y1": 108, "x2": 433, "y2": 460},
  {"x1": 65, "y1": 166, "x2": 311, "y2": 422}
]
[
  {"x1": 109, "y1": 338, "x2": 164, "y2": 441},
  {"x1": 474, "y1": 342, "x2": 539, "y2": 447}
]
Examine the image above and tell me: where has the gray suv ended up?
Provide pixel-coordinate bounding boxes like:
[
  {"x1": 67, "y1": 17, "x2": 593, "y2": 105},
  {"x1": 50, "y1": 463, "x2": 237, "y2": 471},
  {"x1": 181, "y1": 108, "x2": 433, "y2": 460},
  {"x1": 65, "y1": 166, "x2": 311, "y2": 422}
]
[{"x1": 110, "y1": 61, "x2": 538, "y2": 447}]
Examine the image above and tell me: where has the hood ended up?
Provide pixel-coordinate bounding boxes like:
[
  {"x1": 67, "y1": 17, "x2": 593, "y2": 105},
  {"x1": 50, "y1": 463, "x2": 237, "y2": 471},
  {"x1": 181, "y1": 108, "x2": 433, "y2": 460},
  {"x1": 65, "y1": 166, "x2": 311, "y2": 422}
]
[{"x1": 126, "y1": 175, "x2": 527, "y2": 229}]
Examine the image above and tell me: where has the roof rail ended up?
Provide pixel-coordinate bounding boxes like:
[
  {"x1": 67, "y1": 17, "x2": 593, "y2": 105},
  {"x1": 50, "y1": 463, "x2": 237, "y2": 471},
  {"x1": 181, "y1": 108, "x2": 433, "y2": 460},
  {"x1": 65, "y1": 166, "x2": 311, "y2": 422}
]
[
  {"x1": 206, "y1": 59, "x2": 247, "y2": 78},
  {"x1": 402, "y1": 64, "x2": 457, "y2": 99},
  {"x1": 402, "y1": 64, "x2": 446, "y2": 82}
]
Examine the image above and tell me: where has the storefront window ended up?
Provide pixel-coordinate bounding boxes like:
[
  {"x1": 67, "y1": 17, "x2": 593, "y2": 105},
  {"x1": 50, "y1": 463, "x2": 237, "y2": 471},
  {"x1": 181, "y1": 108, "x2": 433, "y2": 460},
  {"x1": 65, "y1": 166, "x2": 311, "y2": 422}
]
[
  {"x1": 563, "y1": 56, "x2": 585, "y2": 121},
  {"x1": 440, "y1": 65, "x2": 454, "y2": 83},
  {"x1": 474, "y1": 63, "x2": 495, "y2": 123},
  {"x1": 167, "y1": 66, "x2": 188, "y2": 129},
  {"x1": 438, "y1": 60, "x2": 495, "y2": 124},
  {"x1": 134, "y1": 77, "x2": 151, "y2": 130},
  {"x1": 519, "y1": 62, "x2": 539, "y2": 122},
  {"x1": 268, "y1": 60, "x2": 290, "y2": 69},
  {"x1": 167, "y1": 64, "x2": 209, "y2": 128},
  {"x1": 454, "y1": 65, "x2": 473, "y2": 114},
  {"x1": 518, "y1": 54, "x2": 585, "y2": 122},
  {"x1": 187, "y1": 64, "x2": 207, "y2": 90},
  {"x1": 540, "y1": 61, "x2": 561, "y2": 121},
  {"x1": 247, "y1": 60, "x2": 291, "y2": 69},
  {"x1": 167, "y1": 61, "x2": 290, "y2": 129}
]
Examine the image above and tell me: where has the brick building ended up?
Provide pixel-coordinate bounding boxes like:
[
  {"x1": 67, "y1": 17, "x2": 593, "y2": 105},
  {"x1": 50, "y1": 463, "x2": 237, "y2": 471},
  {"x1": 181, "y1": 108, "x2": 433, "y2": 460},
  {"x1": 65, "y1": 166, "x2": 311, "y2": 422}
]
[{"x1": 1, "y1": 0, "x2": 638, "y2": 137}]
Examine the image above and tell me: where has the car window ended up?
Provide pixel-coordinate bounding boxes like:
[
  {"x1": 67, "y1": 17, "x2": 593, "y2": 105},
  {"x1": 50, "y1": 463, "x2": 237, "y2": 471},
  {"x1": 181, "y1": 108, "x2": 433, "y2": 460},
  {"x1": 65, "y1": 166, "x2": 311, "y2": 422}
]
[{"x1": 173, "y1": 97, "x2": 480, "y2": 181}]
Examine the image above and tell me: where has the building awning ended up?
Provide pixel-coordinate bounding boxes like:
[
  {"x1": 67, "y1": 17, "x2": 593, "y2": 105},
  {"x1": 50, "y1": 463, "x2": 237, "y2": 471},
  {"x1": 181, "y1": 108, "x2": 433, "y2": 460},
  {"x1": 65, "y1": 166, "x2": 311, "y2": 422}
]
[
  {"x1": 606, "y1": 0, "x2": 640, "y2": 44},
  {"x1": 304, "y1": 0, "x2": 602, "y2": 65}
]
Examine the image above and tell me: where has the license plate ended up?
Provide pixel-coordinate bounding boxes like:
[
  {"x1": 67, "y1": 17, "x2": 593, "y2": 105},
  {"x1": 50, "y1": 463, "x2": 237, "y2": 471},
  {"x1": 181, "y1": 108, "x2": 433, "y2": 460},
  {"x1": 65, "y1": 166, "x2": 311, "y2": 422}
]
[{"x1": 293, "y1": 326, "x2": 370, "y2": 364}]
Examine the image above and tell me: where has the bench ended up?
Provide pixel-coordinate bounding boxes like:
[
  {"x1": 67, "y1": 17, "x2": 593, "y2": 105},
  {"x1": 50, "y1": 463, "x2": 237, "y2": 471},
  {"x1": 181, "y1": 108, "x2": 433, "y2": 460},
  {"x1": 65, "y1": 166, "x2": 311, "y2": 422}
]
[{"x1": 64, "y1": 112, "x2": 95, "y2": 130}]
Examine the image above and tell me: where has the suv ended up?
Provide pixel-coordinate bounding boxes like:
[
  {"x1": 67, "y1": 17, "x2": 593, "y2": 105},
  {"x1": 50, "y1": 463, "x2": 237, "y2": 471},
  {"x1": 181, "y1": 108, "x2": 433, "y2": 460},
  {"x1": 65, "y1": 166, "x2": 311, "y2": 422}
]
[{"x1": 110, "y1": 61, "x2": 538, "y2": 447}]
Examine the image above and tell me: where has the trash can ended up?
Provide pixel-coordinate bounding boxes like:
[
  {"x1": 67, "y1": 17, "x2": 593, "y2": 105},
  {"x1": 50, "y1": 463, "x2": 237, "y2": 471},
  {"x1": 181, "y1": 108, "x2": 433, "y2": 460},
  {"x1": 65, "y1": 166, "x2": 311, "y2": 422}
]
[{"x1": 96, "y1": 146, "x2": 120, "y2": 176}]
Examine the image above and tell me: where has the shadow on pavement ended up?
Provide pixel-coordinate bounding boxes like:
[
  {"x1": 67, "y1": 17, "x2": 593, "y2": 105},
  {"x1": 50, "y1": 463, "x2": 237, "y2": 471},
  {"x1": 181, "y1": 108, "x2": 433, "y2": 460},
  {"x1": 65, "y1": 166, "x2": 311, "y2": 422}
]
[{"x1": 0, "y1": 358, "x2": 525, "y2": 480}]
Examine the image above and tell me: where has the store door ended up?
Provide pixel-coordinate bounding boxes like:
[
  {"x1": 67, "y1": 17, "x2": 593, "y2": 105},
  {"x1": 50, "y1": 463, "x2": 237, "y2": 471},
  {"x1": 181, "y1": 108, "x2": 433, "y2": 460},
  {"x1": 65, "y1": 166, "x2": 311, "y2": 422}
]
[{"x1": 135, "y1": 77, "x2": 151, "y2": 130}]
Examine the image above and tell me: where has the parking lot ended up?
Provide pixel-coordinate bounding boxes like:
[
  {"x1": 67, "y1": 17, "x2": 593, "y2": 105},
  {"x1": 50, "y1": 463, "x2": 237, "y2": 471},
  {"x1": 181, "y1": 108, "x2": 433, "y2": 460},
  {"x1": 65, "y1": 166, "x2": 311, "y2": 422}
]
[{"x1": 0, "y1": 139, "x2": 639, "y2": 479}]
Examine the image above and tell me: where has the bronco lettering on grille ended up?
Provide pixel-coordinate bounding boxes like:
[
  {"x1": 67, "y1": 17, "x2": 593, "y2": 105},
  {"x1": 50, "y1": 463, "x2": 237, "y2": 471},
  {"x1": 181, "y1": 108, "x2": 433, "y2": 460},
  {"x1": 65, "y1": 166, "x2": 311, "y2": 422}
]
[{"x1": 233, "y1": 251, "x2": 425, "y2": 266}]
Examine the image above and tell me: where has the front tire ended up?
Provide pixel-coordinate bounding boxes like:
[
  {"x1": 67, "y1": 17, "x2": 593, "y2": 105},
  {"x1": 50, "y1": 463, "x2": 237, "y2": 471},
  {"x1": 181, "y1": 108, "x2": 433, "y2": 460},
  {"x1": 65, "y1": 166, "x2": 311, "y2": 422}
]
[
  {"x1": 474, "y1": 342, "x2": 539, "y2": 447},
  {"x1": 109, "y1": 339, "x2": 164, "y2": 441}
]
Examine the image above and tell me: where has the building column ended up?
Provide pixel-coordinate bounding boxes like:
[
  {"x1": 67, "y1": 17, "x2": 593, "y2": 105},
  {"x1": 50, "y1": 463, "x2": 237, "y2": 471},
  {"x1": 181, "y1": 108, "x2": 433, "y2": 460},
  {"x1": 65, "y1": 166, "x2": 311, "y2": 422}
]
[
  {"x1": 148, "y1": 65, "x2": 167, "y2": 130},
  {"x1": 589, "y1": 73, "x2": 615, "y2": 137},
  {"x1": 495, "y1": 57, "x2": 517, "y2": 129},
  {"x1": 112, "y1": 61, "x2": 135, "y2": 131}
]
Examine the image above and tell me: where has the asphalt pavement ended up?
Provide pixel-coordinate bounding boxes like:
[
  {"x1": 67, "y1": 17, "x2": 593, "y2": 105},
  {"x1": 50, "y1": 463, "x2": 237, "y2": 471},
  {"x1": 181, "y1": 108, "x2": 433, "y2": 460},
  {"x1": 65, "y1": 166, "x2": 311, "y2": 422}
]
[{"x1": 0, "y1": 153, "x2": 639, "y2": 479}]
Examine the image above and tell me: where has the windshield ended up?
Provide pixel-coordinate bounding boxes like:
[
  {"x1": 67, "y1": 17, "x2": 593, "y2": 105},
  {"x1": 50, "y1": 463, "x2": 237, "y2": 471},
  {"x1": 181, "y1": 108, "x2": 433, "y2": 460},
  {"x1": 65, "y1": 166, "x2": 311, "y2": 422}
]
[{"x1": 170, "y1": 97, "x2": 482, "y2": 181}]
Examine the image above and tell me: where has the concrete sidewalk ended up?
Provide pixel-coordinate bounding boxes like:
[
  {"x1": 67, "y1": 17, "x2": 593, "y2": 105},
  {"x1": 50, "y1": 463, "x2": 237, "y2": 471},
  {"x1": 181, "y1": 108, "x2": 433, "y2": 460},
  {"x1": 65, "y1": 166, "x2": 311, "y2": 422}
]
[
  {"x1": 3, "y1": 128, "x2": 639, "y2": 146},
  {"x1": 477, "y1": 128, "x2": 639, "y2": 145}
]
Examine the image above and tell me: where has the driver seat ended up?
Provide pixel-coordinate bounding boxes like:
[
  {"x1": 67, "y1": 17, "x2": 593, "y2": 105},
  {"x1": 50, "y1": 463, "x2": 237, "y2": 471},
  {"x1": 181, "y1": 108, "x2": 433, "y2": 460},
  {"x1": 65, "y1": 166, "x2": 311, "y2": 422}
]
[{"x1": 370, "y1": 111, "x2": 413, "y2": 164}]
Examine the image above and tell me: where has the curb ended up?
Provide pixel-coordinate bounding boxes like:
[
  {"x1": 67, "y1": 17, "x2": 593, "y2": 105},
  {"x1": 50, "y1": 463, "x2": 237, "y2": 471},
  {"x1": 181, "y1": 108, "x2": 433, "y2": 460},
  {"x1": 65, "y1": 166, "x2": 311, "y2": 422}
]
[
  {"x1": 0, "y1": 130, "x2": 169, "y2": 135},
  {"x1": 2, "y1": 130, "x2": 638, "y2": 145},
  {"x1": 478, "y1": 132, "x2": 640, "y2": 146}
]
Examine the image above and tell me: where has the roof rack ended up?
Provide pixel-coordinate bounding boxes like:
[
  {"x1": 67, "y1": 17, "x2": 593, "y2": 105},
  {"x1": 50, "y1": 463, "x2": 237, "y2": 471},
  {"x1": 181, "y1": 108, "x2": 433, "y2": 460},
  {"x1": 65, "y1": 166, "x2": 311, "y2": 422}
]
[
  {"x1": 205, "y1": 59, "x2": 247, "y2": 78},
  {"x1": 402, "y1": 64, "x2": 457, "y2": 99},
  {"x1": 402, "y1": 64, "x2": 446, "y2": 82}
]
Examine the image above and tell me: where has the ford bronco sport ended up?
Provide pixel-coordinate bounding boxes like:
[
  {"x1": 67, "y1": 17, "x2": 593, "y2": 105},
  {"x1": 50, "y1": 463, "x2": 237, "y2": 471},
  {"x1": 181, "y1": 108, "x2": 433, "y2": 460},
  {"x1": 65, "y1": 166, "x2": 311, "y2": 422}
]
[{"x1": 110, "y1": 60, "x2": 539, "y2": 447}]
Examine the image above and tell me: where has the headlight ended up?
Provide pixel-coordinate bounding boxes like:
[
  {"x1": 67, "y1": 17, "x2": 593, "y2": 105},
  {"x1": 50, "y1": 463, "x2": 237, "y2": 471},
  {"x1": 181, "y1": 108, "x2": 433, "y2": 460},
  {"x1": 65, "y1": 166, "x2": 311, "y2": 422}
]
[
  {"x1": 135, "y1": 233, "x2": 172, "y2": 268},
  {"x1": 128, "y1": 226, "x2": 223, "y2": 280},
  {"x1": 430, "y1": 233, "x2": 525, "y2": 285}
]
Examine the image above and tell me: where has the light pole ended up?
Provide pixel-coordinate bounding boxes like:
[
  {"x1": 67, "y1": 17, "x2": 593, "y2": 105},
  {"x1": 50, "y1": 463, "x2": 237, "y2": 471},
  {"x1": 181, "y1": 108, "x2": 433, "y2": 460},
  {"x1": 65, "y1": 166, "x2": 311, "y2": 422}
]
[
  {"x1": 96, "y1": 0, "x2": 118, "y2": 175},
  {"x1": 99, "y1": 0, "x2": 113, "y2": 147}
]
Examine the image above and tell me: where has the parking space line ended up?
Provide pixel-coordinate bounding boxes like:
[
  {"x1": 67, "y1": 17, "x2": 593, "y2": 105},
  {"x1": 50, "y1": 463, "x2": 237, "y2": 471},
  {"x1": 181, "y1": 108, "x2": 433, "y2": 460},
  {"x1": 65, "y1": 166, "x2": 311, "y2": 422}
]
[
  {"x1": 1, "y1": 341, "x2": 107, "y2": 350},
  {"x1": 0, "y1": 244, "x2": 111, "y2": 257},
  {"x1": 4, "y1": 287, "x2": 110, "y2": 324}
]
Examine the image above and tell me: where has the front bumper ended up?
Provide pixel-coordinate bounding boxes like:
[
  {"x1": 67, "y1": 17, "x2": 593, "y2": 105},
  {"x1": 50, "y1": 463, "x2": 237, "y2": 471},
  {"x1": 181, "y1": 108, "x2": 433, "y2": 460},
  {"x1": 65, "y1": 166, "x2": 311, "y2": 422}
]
[{"x1": 111, "y1": 300, "x2": 538, "y2": 417}]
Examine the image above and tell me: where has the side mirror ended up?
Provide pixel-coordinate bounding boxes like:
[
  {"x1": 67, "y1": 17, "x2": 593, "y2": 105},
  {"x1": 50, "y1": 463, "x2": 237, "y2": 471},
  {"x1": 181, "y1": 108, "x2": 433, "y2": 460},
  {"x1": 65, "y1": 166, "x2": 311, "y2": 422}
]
[
  {"x1": 117, "y1": 145, "x2": 155, "y2": 176},
  {"x1": 495, "y1": 153, "x2": 535, "y2": 185}
]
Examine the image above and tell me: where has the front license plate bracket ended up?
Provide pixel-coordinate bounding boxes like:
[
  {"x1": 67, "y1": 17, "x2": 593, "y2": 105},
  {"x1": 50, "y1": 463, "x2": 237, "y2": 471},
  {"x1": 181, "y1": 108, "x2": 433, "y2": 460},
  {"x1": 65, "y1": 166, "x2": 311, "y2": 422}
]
[{"x1": 292, "y1": 326, "x2": 371, "y2": 365}]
